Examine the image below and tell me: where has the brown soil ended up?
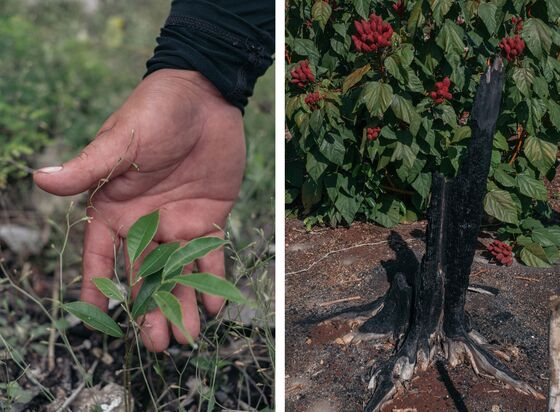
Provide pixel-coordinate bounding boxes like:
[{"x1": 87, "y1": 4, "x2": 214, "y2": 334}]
[{"x1": 285, "y1": 218, "x2": 560, "y2": 412}]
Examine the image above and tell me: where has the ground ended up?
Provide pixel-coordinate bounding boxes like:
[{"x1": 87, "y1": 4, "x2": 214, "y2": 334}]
[{"x1": 285, "y1": 218, "x2": 560, "y2": 412}]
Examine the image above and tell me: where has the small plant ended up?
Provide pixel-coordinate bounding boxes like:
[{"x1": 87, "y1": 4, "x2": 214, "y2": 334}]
[{"x1": 63, "y1": 210, "x2": 248, "y2": 340}]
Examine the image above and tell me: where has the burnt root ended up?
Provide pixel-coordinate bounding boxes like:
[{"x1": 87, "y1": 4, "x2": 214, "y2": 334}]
[
  {"x1": 322, "y1": 272, "x2": 412, "y2": 344},
  {"x1": 365, "y1": 329, "x2": 544, "y2": 412}
]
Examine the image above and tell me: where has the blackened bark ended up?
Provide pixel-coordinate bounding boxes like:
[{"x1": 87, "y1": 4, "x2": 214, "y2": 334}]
[
  {"x1": 365, "y1": 58, "x2": 542, "y2": 412},
  {"x1": 443, "y1": 58, "x2": 505, "y2": 337}
]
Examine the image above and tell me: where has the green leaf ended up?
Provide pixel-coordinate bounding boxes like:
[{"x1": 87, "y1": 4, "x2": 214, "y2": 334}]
[
  {"x1": 548, "y1": 0, "x2": 560, "y2": 19},
  {"x1": 127, "y1": 210, "x2": 159, "y2": 266},
  {"x1": 532, "y1": 227, "x2": 560, "y2": 248},
  {"x1": 343, "y1": 64, "x2": 371, "y2": 93},
  {"x1": 137, "y1": 242, "x2": 181, "y2": 279},
  {"x1": 523, "y1": 135, "x2": 557, "y2": 175},
  {"x1": 319, "y1": 133, "x2": 346, "y2": 166},
  {"x1": 384, "y1": 55, "x2": 405, "y2": 82},
  {"x1": 521, "y1": 18, "x2": 553, "y2": 59},
  {"x1": 436, "y1": 20, "x2": 465, "y2": 55},
  {"x1": 163, "y1": 237, "x2": 227, "y2": 279},
  {"x1": 131, "y1": 272, "x2": 174, "y2": 319},
  {"x1": 512, "y1": 0, "x2": 528, "y2": 13},
  {"x1": 92, "y1": 278, "x2": 124, "y2": 302},
  {"x1": 493, "y1": 131, "x2": 508, "y2": 151},
  {"x1": 396, "y1": 44, "x2": 415, "y2": 67},
  {"x1": 293, "y1": 39, "x2": 321, "y2": 64},
  {"x1": 64, "y1": 301, "x2": 124, "y2": 338},
  {"x1": 306, "y1": 150, "x2": 328, "y2": 181},
  {"x1": 484, "y1": 189, "x2": 519, "y2": 224},
  {"x1": 360, "y1": 82, "x2": 394, "y2": 117},
  {"x1": 493, "y1": 168, "x2": 516, "y2": 187},
  {"x1": 477, "y1": 2, "x2": 498, "y2": 34},
  {"x1": 391, "y1": 95, "x2": 420, "y2": 127},
  {"x1": 547, "y1": 99, "x2": 560, "y2": 131},
  {"x1": 512, "y1": 67, "x2": 534, "y2": 97},
  {"x1": 452, "y1": 126, "x2": 471, "y2": 143},
  {"x1": 411, "y1": 172, "x2": 432, "y2": 199},
  {"x1": 430, "y1": 0, "x2": 453, "y2": 24},
  {"x1": 406, "y1": 68, "x2": 425, "y2": 93},
  {"x1": 353, "y1": 0, "x2": 369, "y2": 19},
  {"x1": 519, "y1": 243, "x2": 552, "y2": 268},
  {"x1": 408, "y1": 0, "x2": 426, "y2": 34},
  {"x1": 372, "y1": 197, "x2": 401, "y2": 228},
  {"x1": 434, "y1": 104, "x2": 458, "y2": 128},
  {"x1": 392, "y1": 141, "x2": 417, "y2": 169},
  {"x1": 153, "y1": 291, "x2": 193, "y2": 345},
  {"x1": 516, "y1": 174, "x2": 548, "y2": 201},
  {"x1": 335, "y1": 191, "x2": 361, "y2": 224},
  {"x1": 168, "y1": 273, "x2": 247, "y2": 304},
  {"x1": 312, "y1": 0, "x2": 332, "y2": 29}
]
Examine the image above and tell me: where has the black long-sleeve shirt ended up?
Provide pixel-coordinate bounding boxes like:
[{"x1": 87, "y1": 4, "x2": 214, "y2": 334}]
[{"x1": 145, "y1": 0, "x2": 275, "y2": 112}]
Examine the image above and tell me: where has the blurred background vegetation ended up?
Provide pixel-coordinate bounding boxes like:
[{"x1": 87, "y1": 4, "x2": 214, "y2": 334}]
[{"x1": 0, "y1": 0, "x2": 274, "y2": 410}]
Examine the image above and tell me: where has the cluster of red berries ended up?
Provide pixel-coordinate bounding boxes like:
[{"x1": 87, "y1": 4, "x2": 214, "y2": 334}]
[
  {"x1": 290, "y1": 60, "x2": 315, "y2": 88},
  {"x1": 429, "y1": 77, "x2": 452, "y2": 105},
  {"x1": 352, "y1": 14, "x2": 394, "y2": 53},
  {"x1": 487, "y1": 240, "x2": 513, "y2": 266},
  {"x1": 367, "y1": 127, "x2": 381, "y2": 141},
  {"x1": 305, "y1": 91, "x2": 323, "y2": 110},
  {"x1": 498, "y1": 35, "x2": 525, "y2": 61},
  {"x1": 392, "y1": 1, "x2": 405, "y2": 17},
  {"x1": 511, "y1": 16, "x2": 523, "y2": 33}
]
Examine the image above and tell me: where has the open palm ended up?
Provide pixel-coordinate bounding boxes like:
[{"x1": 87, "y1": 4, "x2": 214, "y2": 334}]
[{"x1": 34, "y1": 69, "x2": 246, "y2": 351}]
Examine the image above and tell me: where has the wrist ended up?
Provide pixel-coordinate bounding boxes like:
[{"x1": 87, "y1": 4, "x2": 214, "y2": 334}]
[{"x1": 144, "y1": 68, "x2": 228, "y2": 105}]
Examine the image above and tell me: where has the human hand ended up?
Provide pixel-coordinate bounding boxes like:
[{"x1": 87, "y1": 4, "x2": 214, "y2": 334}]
[{"x1": 34, "y1": 69, "x2": 246, "y2": 351}]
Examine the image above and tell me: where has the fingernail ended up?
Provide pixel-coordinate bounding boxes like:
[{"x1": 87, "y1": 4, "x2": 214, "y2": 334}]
[{"x1": 36, "y1": 166, "x2": 63, "y2": 174}]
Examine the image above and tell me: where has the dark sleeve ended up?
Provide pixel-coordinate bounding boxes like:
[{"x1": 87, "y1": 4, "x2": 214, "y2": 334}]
[{"x1": 145, "y1": 0, "x2": 275, "y2": 112}]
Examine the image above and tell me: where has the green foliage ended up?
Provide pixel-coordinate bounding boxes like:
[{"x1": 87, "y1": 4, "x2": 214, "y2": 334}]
[
  {"x1": 0, "y1": 15, "x2": 108, "y2": 186},
  {"x1": 68, "y1": 211, "x2": 248, "y2": 339},
  {"x1": 0, "y1": 0, "x2": 160, "y2": 187},
  {"x1": 126, "y1": 210, "x2": 160, "y2": 266},
  {"x1": 286, "y1": 0, "x2": 560, "y2": 267},
  {"x1": 63, "y1": 301, "x2": 124, "y2": 338}
]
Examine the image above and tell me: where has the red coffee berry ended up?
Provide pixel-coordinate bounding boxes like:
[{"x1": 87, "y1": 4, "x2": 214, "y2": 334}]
[
  {"x1": 366, "y1": 127, "x2": 381, "y2": 141},
  {"x1": 499, "y1": 35, "x2": 525, "y2": 61},
  {"x1": 352, "y1": 14, "x2": 394, "y2": 53},
  {"x1": 512, "y1": 16, "x2": 523, "y2": 33},
  {"x1": 487, "y1": 240, "x2": 513, "y2": 266},
  {"x1": 290, "y1": 60, "x2": 315, "y2": 88},
  {"x1": 305, "y1": 91, "x2": 323, "y2": 110},
  {"x1": 430, "y1": 76, "x2": 452, "y2": 105}
]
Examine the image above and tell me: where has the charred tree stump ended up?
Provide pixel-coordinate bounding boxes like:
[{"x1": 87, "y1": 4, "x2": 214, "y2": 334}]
[
  {"x1": 550, "y1": 296, "x2": 560, "y2": 412},
  {"x1": 353, "y1": 58, "x2": 545, "y2": 411}
]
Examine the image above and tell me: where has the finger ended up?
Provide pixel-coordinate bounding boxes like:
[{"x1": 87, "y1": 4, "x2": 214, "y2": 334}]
[
  {"x1": 171, "y1": 264, "x2": 201, "y2": 345},
  {"x1": 197, "y1": 246, "x2": 226, "y2": 316},
  {"x1": 33, "y1": 120, "x2": 136, "y2": 196},
  {"x1": 123, "y1": 241, "x2": 170, "y2": 352},
  {"x1": 138, "y1": 309, "x2": 170, "y2": 352},
  {"x1": 81, "y1": 215, "x2": 119, "y2": 312}
]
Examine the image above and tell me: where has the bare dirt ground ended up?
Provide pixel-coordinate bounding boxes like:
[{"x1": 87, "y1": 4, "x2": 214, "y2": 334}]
[{"x1": 285, "y1": 218, "x2": 560, "y2": 412}]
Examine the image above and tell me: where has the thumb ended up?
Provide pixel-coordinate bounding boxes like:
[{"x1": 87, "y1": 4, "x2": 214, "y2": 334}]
[{"x1": 33, "y1": 128, "x2": 137, "y2": 196}]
